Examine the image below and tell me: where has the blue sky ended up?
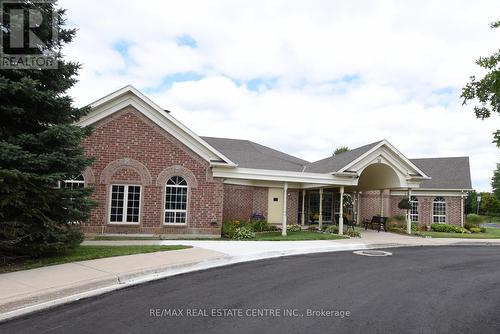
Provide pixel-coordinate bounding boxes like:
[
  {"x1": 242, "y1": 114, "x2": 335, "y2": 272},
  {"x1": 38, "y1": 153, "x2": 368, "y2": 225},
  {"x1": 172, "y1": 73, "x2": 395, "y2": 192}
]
[{"x1": 62, "y1": 0, "x2": 500, "y2": 191}]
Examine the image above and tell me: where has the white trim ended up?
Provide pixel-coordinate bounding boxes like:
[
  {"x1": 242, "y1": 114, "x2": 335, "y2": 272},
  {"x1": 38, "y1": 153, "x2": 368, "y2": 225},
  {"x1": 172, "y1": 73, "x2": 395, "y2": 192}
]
[
  {"x1": 432, "y1": 196, "x2": 447, "y2": 224},
  {"x1": 163, "y1": 177, "x2": 189, "y2": 226},
  {"x1": 78, "y1": 85, "x2": 236, "y2": 167},
  {"x1": 108, "y1": 184, "x2": 142, "y2": 225},
  {"x1": 391, "y1": 189, "x2": 468, "y2": 197},
  {"x1": 212, "y1": 167, "x2": 358, "y2": 186},
  {"x1": 338, "y1": 140, "x2": 430, "y2": 179}
]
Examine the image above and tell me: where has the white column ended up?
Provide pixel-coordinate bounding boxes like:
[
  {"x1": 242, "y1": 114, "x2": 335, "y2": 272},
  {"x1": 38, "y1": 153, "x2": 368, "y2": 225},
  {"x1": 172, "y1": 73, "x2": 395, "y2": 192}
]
[
  {"x1": 318, "y1": 188, "x2": 323, "y2": 230},
  {"x1": 356, "y1": 191, "x2": 361, "y2": 225},
  {"x1": 460, "y1": 195, "x2": 464, "y2": 227},
  {"x1": 380, "y1": 189, "x2": 384, "y2": 216},
  {"x1": 407, "y1": 188, "x2": 412, "y2": 234},
  {"x1": 301, "y1": 190, "x2": 306, "y2": 226},
  {"x1": 339, "y1": 186, "x2": 344, "y2": 235},
  {"x1": 282, "y1": 182, "x2": 288, "y2": 236},
  {"x1": 353, "y1": 191, "x2": 357, "y2": 225}
]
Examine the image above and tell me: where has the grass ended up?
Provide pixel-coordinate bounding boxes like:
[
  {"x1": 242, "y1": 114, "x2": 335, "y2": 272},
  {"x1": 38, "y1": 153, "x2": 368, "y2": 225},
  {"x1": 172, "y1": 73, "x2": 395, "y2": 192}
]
[
  {"x1": 86, "y1": 236, "x2": 220, "y2": 241},
  {"x1": 251, "y1": 231, "x2": 346, "y2": 241},
  {"x1": 416, "y1": 228, "x2": 500, "y2": 239},
  {"x1": 0, "y1": 245, "x2": 191, "y2": 273}
]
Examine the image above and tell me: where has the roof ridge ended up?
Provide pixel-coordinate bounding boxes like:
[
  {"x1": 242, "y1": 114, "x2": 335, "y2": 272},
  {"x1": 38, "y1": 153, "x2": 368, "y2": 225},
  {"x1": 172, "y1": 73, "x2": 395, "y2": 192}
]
[
  {"x1": 306, "y1": 139, "x2": 383, "y2": 166},
  {"x1": 248, "y1": 141, "x2": 310, "y2": 165},
  {"x1": 410, "y1": 156, "x2": 469, "y2": 160}
]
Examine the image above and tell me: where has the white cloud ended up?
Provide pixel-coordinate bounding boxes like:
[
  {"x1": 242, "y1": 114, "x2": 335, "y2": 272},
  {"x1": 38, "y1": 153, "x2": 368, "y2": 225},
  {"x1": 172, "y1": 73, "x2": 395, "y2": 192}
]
[{"x1": 60, "y1": 0, "x2": 500, "y2": 191}]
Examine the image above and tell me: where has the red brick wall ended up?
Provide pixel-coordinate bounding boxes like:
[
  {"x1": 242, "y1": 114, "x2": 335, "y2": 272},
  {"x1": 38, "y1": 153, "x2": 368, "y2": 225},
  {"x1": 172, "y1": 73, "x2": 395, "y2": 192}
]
[
  {"x1": 222, "y1": 184, "x2": 268, "y2": 221},
  {"x1": 81, "y1": 106, "x2": 223, "y2": 235},
  {"x1": 286, "y1": 189, "x2": 299, "y2": 225},
  {"x1": 388, "y1": 195, "x2": 463, "y2": 226},
  {"x1": 359, "y1": 190, "x2": 390, "y2": 221},
  {"x1": 361, "y1": 192, "x2": 463, "y2": 226},
  {"x1": 222, "y1": 185, "x2": 298, "y2": 224}
]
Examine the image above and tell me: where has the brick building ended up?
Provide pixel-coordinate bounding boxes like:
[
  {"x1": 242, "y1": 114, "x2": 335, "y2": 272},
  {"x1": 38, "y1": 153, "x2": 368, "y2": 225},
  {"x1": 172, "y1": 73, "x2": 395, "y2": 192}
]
[{"x1": 74, "y1": 86, "x2": 472, "y2": 237}]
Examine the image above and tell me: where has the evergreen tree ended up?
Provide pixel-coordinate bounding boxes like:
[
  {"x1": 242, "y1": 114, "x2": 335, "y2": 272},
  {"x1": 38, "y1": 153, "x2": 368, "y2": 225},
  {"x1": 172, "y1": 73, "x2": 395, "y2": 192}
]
[
  {"x1": 0, "y1": 1, "x2": 94, "y2": 257},
  {"x1": 333, "y1": 146, "x2": 349, "y2": 155}
]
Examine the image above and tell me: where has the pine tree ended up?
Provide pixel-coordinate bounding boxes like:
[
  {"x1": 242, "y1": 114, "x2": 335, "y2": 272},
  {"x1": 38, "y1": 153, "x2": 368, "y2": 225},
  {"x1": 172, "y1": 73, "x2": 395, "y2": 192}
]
[{"x1": 0, "y1": 1, "x2": 95, "y2": 257}]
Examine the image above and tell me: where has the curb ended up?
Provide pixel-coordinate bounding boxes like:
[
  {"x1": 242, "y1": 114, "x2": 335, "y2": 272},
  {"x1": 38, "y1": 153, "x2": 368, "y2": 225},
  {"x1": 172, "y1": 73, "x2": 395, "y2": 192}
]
[
  {"x1": 0, "y1": 244, "x2": 371, "y2": 322},
  {"x1": 2, "y1": 241, "x2": 499, "y2": 322}
]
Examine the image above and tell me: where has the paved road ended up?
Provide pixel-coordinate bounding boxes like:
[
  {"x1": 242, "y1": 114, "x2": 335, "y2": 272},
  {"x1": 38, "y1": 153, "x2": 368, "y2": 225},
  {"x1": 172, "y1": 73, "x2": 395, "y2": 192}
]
[{"x1": 2, "y1": 246, "x2": 500, "y2": 334}]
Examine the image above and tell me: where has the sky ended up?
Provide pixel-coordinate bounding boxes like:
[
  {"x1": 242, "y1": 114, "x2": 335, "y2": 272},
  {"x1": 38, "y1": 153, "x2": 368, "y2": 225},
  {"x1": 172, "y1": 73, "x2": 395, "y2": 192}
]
[{"x1": 60, "y1": 0, "x2": 500, "y2": 191}]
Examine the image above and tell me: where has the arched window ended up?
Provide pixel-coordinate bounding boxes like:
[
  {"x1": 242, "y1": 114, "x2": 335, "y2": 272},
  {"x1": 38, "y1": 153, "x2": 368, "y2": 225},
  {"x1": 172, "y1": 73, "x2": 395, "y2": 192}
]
[
  {"x1": 61, "y1": 174, "x2": 85, "y2": 189},
  {"x1": 165, "y1": 176, "x2": 188, "y2": 224},
  {"x1": 433, "y1": 197, "x2": 446, "y2": 223},
  {"x1": 410, "y1": 196, "x2": 419, "y2": 223}
]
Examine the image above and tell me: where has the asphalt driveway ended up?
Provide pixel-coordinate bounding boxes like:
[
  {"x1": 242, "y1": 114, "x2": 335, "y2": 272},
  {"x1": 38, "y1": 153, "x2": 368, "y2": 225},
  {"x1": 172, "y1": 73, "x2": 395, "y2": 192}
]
[{"x1": 1, "y1": 246, "x2": 499, "y2": 334}]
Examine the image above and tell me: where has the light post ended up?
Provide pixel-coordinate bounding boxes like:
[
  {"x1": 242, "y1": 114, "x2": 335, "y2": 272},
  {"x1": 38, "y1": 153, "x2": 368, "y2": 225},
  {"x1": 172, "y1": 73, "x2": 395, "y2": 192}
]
[{"x1": 476, "y1": 195, "x2": 481, "y2": 215}]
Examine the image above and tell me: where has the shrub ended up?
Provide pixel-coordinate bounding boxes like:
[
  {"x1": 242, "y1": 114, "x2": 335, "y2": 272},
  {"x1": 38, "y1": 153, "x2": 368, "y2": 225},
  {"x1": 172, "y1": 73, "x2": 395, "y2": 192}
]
[
  {"x1": 464, "y1": 221, "x2": 478, "y2": 230},
  {"x1": 252, "y1": 220, "x2": 270, "y2": 232},
  {"x1": 265, "y1": 224, "x2": 279, "y2": 232},
  {"x1": 308, "y1": 225, "x2": 319, "y2": 231},
  {"x1": 431, "y1": 223, "x2": 468, "y2": 233},
  {"x1": 286, "y1": 224, "x2": 302, "y2": 232},
  {"x1": 233, "y1": 226, "x2": 255, "y2": 239},
  {"x1": 324, "y1": 225, "x2": 339, "y2": 234},
  {"x1": 222, "y1": 220, "x2": 252, "y2": 238},
  {"x1": 466, "y1": 214, "x2": 484, "y2": 225},
  {"x1": 387, "y1": 215, "x2": 406, "y2": 232},
  {"x1": 469, "y1": 227, "x2": 482, "y2": 233},
  {"x1": 344, "y1": 228, "x2": 361, "y2": 238}
]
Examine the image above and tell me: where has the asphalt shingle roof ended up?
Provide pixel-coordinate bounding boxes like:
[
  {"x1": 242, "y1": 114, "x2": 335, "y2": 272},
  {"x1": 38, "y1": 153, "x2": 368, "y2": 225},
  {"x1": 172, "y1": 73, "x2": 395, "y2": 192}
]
[
  {"x1": 203, "y1": 137, "x2": 472, "y2": 190},
  {"x1": 303, "y1": 140, "x2": 383, "y2": 173},
  {"x1": 201, "y1": 137, "x2": 309, "y2": 172},
  {"x1": 410, "y1": 157, "x2": 472, "y2": 190}
]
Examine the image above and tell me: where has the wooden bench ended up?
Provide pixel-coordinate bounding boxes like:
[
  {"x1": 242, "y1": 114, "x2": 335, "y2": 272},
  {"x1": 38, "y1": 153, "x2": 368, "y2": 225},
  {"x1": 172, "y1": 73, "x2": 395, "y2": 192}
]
[{"x1": 363, "y1": 216, "x2": 388, "y2": 232}]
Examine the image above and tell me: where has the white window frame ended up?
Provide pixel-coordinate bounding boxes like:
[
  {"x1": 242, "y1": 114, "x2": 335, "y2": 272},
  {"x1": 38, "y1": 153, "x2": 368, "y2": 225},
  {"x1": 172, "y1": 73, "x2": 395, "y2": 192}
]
[
  {"x1": 163, "y1": 176, "x2": 188, "y2": 225},
  {"x1": 432, "y1": 196, "x2": 446, "y2": 223},
  {"x1": 60, "y1": 175, "x2": 85, "y2": 190},
  {"x1": 410, "y1": 196, "x2": 419, "y2": 223},
  {"x1": 108, "y1": 184, "x2": 142, "y2": 225}
]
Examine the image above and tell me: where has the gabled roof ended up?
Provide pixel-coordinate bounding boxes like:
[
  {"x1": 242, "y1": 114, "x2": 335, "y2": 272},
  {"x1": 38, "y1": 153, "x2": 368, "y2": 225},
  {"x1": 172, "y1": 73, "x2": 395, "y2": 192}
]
[
  {"x1": 303, "y1": 141, "x2": 383, "y2": 173},
  {"x1": 77, "y1": 85, "x2": 236, "y2": 167},
  {"x1": 410, "y1": 157, "x2": 472, "y2": 190},
  {"x1": 202, "y1": 137, "x2": 309, "y2": 172}
]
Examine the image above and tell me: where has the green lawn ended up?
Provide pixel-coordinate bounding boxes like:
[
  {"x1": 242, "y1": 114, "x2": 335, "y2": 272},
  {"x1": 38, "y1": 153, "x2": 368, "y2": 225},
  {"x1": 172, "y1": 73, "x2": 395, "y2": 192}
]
[
  {"x1": 251, "y1": 231, "x2": 346, "y2": 241},
  {"x1": 417, "y1": 228, "x2": 500, "y2": 239},
  {"x1": 0, "y1": 245, "x2": 191, "y2": 273}
]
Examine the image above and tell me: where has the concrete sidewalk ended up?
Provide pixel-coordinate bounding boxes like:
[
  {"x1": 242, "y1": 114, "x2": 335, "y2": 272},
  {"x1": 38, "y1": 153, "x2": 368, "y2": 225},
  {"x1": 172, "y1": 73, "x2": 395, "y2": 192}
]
[
  {"x1": 0, "y1": 247, "x2": 226, "y2": 320},
  {"x1": 2, "y1": 230, "x2": 500, "y2": 321}
]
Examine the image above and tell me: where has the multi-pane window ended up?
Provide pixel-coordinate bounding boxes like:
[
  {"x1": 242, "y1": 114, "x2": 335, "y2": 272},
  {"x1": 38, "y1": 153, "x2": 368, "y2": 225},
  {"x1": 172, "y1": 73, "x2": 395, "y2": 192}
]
[
  {"x1": 410, "y1": 196, "x2": 419, "y2": 223},
  {"x1": 109, "y1": 185, "x2": 141, "y2": 224},
  {"x1": 61, "y1": 175, "x2": 85, "y2": 190},
  {"x1": 433, "y1": 196, "x2": 446, "y2": 223},
  {"x1": 164, "y1": 176, "x2": 188, "y2": 224}
]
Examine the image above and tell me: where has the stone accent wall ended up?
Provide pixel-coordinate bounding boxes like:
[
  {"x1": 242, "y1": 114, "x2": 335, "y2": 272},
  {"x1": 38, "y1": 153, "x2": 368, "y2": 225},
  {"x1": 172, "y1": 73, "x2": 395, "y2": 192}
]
[{"x1": 81, "y1": 106, "x2": 223, "y2": 235}]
